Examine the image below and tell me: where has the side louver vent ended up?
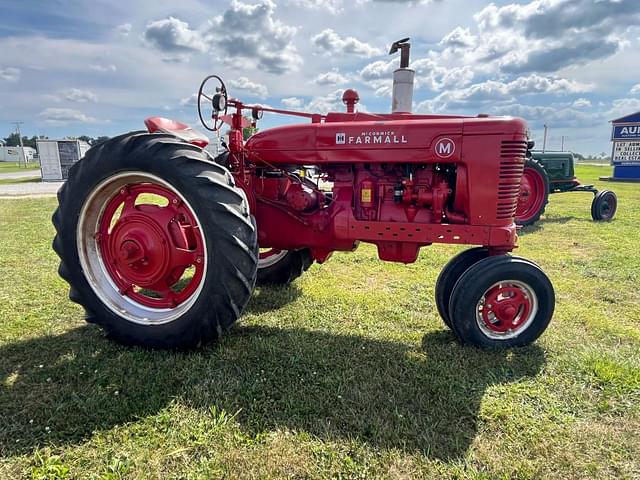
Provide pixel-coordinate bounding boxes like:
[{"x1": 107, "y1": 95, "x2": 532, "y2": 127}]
[{"x1": 496, "y1": 140, "x2": 527, "y2": 219}]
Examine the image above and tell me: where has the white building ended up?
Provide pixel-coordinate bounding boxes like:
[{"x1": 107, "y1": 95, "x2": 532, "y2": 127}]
[{"x1": 0, "y1": 146, "x2": 37, "y2": 163}]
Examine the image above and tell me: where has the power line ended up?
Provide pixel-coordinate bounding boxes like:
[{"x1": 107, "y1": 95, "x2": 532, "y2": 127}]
[{"x1": 11, "y1": 121, "x2": 26, "y2": 167}]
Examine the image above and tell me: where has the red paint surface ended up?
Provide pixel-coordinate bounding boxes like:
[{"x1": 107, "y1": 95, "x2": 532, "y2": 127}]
[
  {"x1": 151, "y1": 99, "x2": 529, "y2": 264},
  {"x1": 98, "y1": 183, "x2": 205, "y2": 307}
]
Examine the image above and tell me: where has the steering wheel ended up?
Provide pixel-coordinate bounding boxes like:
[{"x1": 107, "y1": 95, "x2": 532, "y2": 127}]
[{"x1": 197, "y1": 75, "x2": 228, "y2": 132}]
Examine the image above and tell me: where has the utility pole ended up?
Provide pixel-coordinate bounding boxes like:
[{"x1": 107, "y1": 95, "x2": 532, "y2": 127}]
[
  {"x1": 11, "y1": 121, "x2": 25, "y2": 167},
  {"x1": 560, "y1": 135, "x2": 566, "y2": 151},
  {"x1": 542, "y1": 124, "x2": 548, "y2": 153}
]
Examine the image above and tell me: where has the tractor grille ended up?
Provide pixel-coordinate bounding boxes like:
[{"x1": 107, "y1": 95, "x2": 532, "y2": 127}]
[{"x1": 496, "y1": 140, "x2": 527, "y2": 219}]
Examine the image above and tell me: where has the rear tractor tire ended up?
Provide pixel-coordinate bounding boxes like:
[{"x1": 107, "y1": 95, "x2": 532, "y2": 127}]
[
  {"x1": 435, "y1": 247, "x2": 489, "y2": 329},
  {"x1": 52, "y1": 132, "x2": 258, "y2": 349},
  {"x1": 591, "y1": 190, "x2": 617, "y2": 221},
  {"x1": 447, "y1": 256, "x2": 555, "y2": 348},
  {"x1": 257, "y1": 248, "x2": 313, "y2": 285},
  {"x1": 515, "y1": 158, "x2": 549, "y2": 226}
]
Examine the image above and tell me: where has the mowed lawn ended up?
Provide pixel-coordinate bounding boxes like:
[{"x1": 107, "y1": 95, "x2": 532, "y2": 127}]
[
  {"x1": 0, "y1": 165, "x2": 638, "y2": 479},
  {"x1": 0, "y1": 162, "x2": 40, "y2": 174}
]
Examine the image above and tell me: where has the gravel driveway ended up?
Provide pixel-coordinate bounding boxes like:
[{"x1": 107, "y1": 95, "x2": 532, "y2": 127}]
[{"x1": 0, "y1": 171, "x2": 62, "y2": 198}]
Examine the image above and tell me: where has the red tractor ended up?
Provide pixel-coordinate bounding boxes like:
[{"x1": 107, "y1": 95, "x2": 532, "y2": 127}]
[{"x1": 53, "y1": 39, "x2": 555, "y2": 350}]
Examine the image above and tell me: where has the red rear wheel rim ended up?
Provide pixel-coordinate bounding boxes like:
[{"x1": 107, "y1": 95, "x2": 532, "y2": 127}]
[
  {"x1": 516, "y1": 168, "x2": 545, "y2": 222},
  {"x1": 97, "y1": 183, "x2": 205, "y2": 308}
]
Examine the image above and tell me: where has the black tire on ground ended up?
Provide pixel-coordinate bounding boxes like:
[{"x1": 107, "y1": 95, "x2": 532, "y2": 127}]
[
  {"x1": 435, "y1": 247, "x2": 489, "y2": 329},
  {"x1": 52, "y1": 132, "x2": 258, "y2": 349},
  {"x1": 447, "y1": 256, "x2": 554, "y2": 348},
  {"x1": 515, "y1": 158, "x2": 549, "y2": 226},
  {"x1": 591, "y1": 190, "x2": 617, "y2": 221},
  {"x1": 257, "y1": 248, "x2": 314, "y2": 285}
]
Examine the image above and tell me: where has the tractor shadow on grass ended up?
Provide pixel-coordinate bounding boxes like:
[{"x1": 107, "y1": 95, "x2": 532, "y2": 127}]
[
  {"x1": 518, "y1": 215, "x2": 582, "y2": 235},
  {"x1": 0, "y1": 324, "x2": 545, "y2": 460},
  {"x1": 245, "y1": 283, "x2": 303, "y2": 314}
]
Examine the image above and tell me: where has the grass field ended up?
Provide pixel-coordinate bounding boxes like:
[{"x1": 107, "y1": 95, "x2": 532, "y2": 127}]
[
  {"x1": 1, "y1": 165, "x2": 638, "y2": 479},
  {"x1": 0, "y1": 162, "x2": 40, "y2": 174},
  {"x1": 0, "y1": 177, "x2": 41, "y2": 185}
]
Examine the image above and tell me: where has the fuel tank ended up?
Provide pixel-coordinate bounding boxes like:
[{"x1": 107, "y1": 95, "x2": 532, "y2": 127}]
[{"x1": 245, "y1": 113, "x2": 528, "y2": 165}]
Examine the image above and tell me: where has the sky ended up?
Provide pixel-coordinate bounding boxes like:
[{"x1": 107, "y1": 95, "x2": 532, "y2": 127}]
[{"x1": 1, "y1": 0, "x2": 639, "y2": 155}]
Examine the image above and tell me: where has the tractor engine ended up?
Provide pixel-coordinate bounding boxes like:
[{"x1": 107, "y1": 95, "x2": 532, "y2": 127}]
[{"x1": 351, "y1": 163, "x2": 454, "y2": 224}]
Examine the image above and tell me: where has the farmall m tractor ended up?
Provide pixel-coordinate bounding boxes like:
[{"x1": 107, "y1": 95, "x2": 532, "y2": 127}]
[{"x1": 53, "y1": 39, "x2": 555, "y2": 349}]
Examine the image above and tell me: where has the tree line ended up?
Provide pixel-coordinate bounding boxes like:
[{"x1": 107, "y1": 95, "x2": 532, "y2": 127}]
[{"x1": 2, "y1": 133, "x2": 110, "y2": 148}]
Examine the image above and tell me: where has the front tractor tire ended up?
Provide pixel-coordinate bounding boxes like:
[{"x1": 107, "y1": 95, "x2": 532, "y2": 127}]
[
  {"x1": 435, "y1": 247, "x2": 489, "y2": 329},
  {"x1": 515, "y1": 158, "x2": 549, "y2": 226},
  {"x1": 257, "y1": 248, "x2": 313, "y2": 285},
  {"x1": 52, "y1": 132, "x2": 258, "y2": 349},
  {"x1": 447, "y1": 256, "x2": 555, "y2": 348}
]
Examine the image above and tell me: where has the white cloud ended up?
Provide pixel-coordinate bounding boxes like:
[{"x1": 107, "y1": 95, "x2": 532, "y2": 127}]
[
  {"x1": 115, "y1": 23, "x2": 132, "y2": 37},
  {"x1": 0, "y1": 67, "x2": 20, "y2": 82},
  {"x1": 572, "y1": 98, "x2": 592, "y2": 108},
  {"x1": 417, "y1": 74, "x2": 591, "y2": 112},
  {"x1": 439, "y1": 27, "x2": 476, "y2": 50},
  {"x1": 38, "y1": 108, "x2": 97, "y2": 126},
  {"x1": 360, "y1": 57, "x2": 474, "y2": 95},
  {"x1": 306, "y1": 89, "x2": 346, "y2": 113},
  {"x1": 467, "y1": 0, "x2": 640, "y2": 74},
  {"x1": 608, "y1": 98, "x2": 640, "y2": 120},
  {"x1": 143, "y1": 16, "x2": 208, "y2": 53},
  {"x1": 281, "y1": 97, "x2": 303, "y2": 109},
  {"x1": 284, "y1": 0, "x2": 343, "y2": 14},
  {"x1": 89, "y1": 63, "x2": 117, "y2": 73},
  {"x1": 312, "y1": 29, "x2": 382, "y2": 57},
  {"x1": 142, "y1": 2, "x2": 302, "y2": 74},
  {"x1": 313, "y1": 69, "x2": 349, "y2": 86},
  {"x1": 60, "y1": 88, "x2": 98, "y2": 103},
  {"x1": 488, "y1": 103, "x2": 603, "y2": 129},
  {"x1": 228, "y1": 76, "x2": 268, "y2": 98},
  {"x1": 208, "y1": 0, "x2": 301, "y2": 74},
  {"x1": 630, "y1": 84, "x2": 640, "y2": 95},
  {"x1": 180, "y1": 94, "x2": 198, "y2": 107}
]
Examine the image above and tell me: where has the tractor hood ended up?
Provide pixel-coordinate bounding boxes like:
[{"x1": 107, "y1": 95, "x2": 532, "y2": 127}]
[{"x1": 245, "y1": 115, "x2": 527, "y2": 165}]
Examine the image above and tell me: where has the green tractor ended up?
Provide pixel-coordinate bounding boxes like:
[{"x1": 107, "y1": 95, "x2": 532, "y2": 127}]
[{"x1": 515, "y1": 149, "x2": 618, "y2": 226}]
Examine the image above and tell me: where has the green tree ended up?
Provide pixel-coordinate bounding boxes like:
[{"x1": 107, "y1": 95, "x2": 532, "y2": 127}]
[
  {"x1": 3, "y1": 133, "x2": 43, "y2": 148},
  {"x1": 3, "y1": 132, "x2": 21, "y2": 147},
  {"x1": 93, "y1": 136, "x2": 110, "y2": 146}
]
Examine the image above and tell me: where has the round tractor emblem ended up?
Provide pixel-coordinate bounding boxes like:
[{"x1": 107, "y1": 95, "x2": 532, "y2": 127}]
[{"x1": 434, "y1": 138, "x2": 455, "y2": 158}]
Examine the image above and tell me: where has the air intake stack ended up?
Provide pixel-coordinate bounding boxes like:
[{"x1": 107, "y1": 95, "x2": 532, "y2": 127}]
[{"x1": 389, "y1": 38, "x2": 414, "y2": 114}]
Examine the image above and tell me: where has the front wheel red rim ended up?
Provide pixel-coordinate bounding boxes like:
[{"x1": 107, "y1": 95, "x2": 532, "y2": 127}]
[
  {"x1": 476, "y1": 280, "x2": 538, "y2": 340},
  {"x1": 77, "y1": 172, "x2": 208, "y2": 325},
  {"x1": 516, "y1": 168, "x2": 546, "y2": 222}
]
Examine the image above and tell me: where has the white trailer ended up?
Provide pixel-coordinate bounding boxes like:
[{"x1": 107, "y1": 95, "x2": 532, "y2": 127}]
[{"x1": 37, "y1": 140, "x2": 91, "y2": 181}]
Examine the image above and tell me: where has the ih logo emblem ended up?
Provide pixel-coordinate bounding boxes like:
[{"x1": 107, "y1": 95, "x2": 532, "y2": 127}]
[
  {"x1": 336, "y1": 133, "x2": 346, "y2": 144},
  {"x1": 435, "y1": 138, "x2": 455, "y2": 158}
]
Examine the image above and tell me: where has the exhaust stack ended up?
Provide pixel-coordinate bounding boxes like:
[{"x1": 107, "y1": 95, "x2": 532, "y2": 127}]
[{"x1": 389, "y1": 38, "x2": 414, "y2": 114}]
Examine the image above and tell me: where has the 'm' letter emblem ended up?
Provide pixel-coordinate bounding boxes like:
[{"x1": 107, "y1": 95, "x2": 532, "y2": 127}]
[{"x1": 435, "y1": 138, "x2": 455, "y2": 158}]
